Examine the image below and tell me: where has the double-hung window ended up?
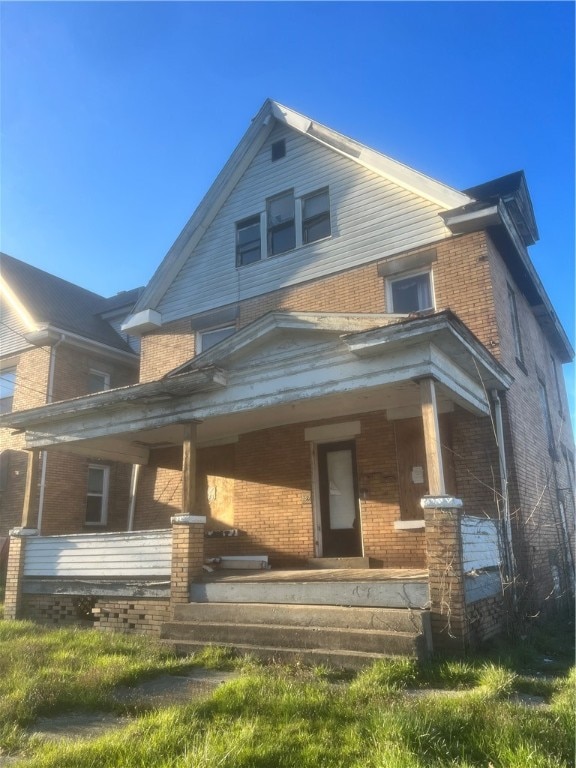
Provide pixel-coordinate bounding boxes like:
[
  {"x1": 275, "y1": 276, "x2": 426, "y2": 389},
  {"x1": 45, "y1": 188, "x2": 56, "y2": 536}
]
[
  {"x1": 88, "y1": 369, "x2": 110, "y2": 394},
  {"x1": 507, "y1": 284, "x2": 524, "y2": 366},
  {"x1": 85, "y1": 465, "x2": 109, "y2": 525},
  {"x1": 0, "y1": 367, "x2": 16, "y2": 414},
  {"x1": 388, "y1": 271, "x2": 434, "y2": 314},
  {"x1": 267, "y1": 191, "x2": 295, "y2": 256},
  {"x1": 236, "y1": 216, "x2": 262, "y2": 266},
  {"x1": 302, "y1": 188, "x2": 331, "y2": 244}
]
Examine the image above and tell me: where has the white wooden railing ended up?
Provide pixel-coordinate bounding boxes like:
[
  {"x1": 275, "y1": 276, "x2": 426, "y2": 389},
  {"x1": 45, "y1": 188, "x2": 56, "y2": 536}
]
[
  {"x1": 461, "y1": 516, "x2": 501, "y2": 573},
  {"x1": 23, "y1": 530, "x2": 172, "y2": 578}
]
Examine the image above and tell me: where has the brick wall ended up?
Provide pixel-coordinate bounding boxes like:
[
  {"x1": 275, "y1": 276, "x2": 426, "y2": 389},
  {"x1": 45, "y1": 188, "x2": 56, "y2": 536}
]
[
  {"x1": 21, "y1": 594, "x2": 171, "y2": 637},
  {"x1": 0, "y1": 341, "x2": 138, "y2": 536},
  {"x1": 140, "y1": 234, "x2": 498, "y2": 380},
  {"x1": 486, "y1": 234, "x2": 575, "y2": 611}
]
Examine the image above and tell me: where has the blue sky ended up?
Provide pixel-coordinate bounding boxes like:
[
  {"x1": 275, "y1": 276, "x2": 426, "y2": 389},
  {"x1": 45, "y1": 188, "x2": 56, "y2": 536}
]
[{"x1": 1, "y1": 2, "x2": 574, "y2": 405}]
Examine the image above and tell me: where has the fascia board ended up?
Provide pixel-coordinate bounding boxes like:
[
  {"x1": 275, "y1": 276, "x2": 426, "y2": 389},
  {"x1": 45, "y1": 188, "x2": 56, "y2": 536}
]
[
  {"x1": 272, "y1": 101, "x2": 471, "y2": 210},
  {"x1": 23, "y1": 325, "x2": 138, "y2": 364},
  {"x1": 130, "y1": 102, "x2": 276, "y2": 317},
  {"x1": 130, "y1": 99, "x2": 472, "y2": 320}
]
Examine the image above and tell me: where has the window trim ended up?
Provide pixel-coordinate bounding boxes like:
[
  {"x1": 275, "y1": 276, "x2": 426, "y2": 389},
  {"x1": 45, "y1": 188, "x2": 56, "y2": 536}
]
[
  {"x1": 88, "y1": 369, "x2": 110, "y2": 394},
  {"x1": 236, "y1": 215, "x2": 262, "y2": 267},
  {"x1": 267, "y1": 189, "x2": 296, "y2": 257},
  {"x1": 236, "y1": 187, "x2": 332, "y2": 268},
  {"x1": 386, "y1": 268, "x2": 435, "y2": 314},
  {"x1": 301, "y1": 187, "x2": 331, "y2": 245},
  {"x1": 537, "y1": 378, "x2": 557, "y2": 459},
  {"x1": 507, "y1": 283, "x2": 525, "y2": 368},
  {"x1": 196, "y1": 325, "x2": 236, "y2": 354},
  {"x1": 0, "y1": 366, "x2": 17, "y2": 414},
  {"x1": 85, "y1": 464, "x2": 110, "y2": 526}
]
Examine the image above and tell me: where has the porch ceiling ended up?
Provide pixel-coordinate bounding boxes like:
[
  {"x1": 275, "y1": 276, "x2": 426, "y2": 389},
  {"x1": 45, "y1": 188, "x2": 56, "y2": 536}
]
[{"x1": 1, "y1": 311, "x2": 512, "y2": 464}]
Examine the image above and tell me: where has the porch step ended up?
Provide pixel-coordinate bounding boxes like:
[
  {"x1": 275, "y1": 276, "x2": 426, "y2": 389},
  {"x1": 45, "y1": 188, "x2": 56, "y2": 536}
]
[
  {"x1": 304, "y1": 557, "x2": 374, "y2": 569},
  {"x1": 160, "y1": 603, "x2": 432, "y2": 668},
  {"x1": 189, "y1": 579, "x2": 428, "y2": 609},
  {"x1": 173, "y1": 602, "x2": 425, "y2": 634}
]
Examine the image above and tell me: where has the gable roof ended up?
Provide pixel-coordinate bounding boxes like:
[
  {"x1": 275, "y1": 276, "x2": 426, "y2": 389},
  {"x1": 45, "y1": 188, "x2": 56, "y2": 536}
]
[
  {"x1": 0, "y1": 253, "x2": 140, "y2": 355},
  {"x1": 129, "y1": 99, "x2": 472, "y2": 318}
]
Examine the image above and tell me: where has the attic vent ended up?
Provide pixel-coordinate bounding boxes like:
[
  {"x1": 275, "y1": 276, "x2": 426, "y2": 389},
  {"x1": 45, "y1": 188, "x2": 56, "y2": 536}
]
[{"x1": 271, "y1": 139, "x2": 286, "y2": 161}]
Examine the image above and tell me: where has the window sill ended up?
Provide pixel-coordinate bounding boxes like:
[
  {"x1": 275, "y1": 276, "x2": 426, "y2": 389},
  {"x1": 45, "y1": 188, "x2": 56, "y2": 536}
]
[
  {"x1": 394, "y1": 519, "x2": 425, "y2": 531},
  {"x1": 236, "y1": 235, "x2": 333, "y2": 269}
]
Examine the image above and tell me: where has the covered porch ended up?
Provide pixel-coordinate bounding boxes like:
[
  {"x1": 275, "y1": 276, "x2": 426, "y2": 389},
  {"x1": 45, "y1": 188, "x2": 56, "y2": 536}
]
[{"x1": 3, "y1": 310, "x2": 513, "y2": 654}]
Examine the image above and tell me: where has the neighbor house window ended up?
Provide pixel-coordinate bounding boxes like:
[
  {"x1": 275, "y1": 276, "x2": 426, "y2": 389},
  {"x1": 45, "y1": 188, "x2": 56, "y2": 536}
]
[
  {"x1": 267, "y1": 190, "x2": 295, "y2": 256},
  {"x1": 507, "y1": 284, "x2": 524, "y2": 365},
  {"x1": 302, "y1": 188, "x2": 331, "y2": 244},
  {"x1": 236, "y1": 215, "x2": 262, "y2": 266},
  {"x1": 197, "y1": 325, "x2": 236, "y2": 353},
  {"x1": 0, "y1": 368, "x2": 16, "y2": 414},
  {"x1": 88, "y1": 369, "x2": 110, "y2": 394},
  {"x1": 85, "y1": 465, "x2": 109, "y2": 525},
  {"x1": 388, "y1": 271, "x2": 433, "y2": 313}
]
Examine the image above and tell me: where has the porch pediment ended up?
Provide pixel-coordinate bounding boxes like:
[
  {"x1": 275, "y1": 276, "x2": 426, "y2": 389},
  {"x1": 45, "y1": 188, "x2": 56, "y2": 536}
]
[{"x1": 1, "y1": 311, "x2": 512, "y2": 463}]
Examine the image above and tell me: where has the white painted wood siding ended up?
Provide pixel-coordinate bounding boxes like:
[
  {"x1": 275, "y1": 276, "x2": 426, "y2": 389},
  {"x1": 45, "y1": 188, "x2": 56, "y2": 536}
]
[
  {"x1": 23, "y1": 530, "x2": 172, "y2": 578},
  {"x1": 461, "y1": 517, "x2": 502, "y2": 572},
  {"x1": 0, "y1": 302, "x2": 33, "y2": 358},
  {"x1": 158, "y1": 124, "x2": 451, "y2": 323}
]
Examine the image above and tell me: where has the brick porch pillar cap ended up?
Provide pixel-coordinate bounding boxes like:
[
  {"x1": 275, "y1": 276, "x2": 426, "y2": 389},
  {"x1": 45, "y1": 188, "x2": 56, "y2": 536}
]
[
  {"x1": 9, "y1": 527, "x2": 39, "y2": 537},
  {"x1": 420, "y1": 495, "x2": 463, "y2": 510},
  {"x1": 171, "y1": 515, "x2": 207, "y2": 525}
]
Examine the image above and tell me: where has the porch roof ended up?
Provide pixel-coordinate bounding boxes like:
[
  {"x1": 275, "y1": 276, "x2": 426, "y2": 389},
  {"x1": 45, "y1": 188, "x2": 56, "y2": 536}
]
[{"x1": 1, "y1": 310, "x2": 512, "y2": 464}]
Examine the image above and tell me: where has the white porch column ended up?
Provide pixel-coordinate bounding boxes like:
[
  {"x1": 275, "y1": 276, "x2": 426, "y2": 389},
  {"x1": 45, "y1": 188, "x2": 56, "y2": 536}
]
[
  {"x1": 21, "y1": 449, "x2": 41, "y2": 528},
  {"x1": 419, "y1": 377, "x2": 445, "y2": 496},
  {"x1": 181, "y1": 423, "x2": 198, "y2": 516}
]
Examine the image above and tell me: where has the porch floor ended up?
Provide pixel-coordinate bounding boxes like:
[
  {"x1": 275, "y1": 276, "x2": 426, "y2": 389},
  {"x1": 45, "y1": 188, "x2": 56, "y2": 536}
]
[{"x1": 202, "y1": 568, "x2": 428, "y2": 583}]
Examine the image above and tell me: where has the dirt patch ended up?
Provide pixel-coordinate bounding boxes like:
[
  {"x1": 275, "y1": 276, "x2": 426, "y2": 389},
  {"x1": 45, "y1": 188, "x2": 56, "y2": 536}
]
[{"x1": 111, "y1": 669, "x2": 238, "y2": 707}]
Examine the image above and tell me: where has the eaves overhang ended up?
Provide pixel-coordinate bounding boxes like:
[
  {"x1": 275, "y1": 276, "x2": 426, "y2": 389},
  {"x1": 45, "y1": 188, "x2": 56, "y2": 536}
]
[
  {"x1": 343, "y1": 310, "x2": 513, "y2": 392},
  {"x1": 441, "y1": 203, "x2": 573, "y2": 363},
  {"x1": 23, "y1": 324, "x2": 139, "y2": 363},
  {"x1": 0, "y1": 365, "x2": 227, "y2": 432}
]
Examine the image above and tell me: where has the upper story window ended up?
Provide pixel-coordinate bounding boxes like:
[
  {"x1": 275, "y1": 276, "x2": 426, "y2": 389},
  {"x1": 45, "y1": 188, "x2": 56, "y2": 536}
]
[
  {"x1": 0, "y1": 368, "x2": 16, "y2": 414},
  {"x1": 236, "y1": 188, "x2": 331, "y2": 267},
  {"x1": 302, "y1": 188, "x2": 331, "y2": 244},
  {"x1": 271, "y1": 139, "x2": 286, "y2": 161},
  {"x1": 387, "y1": 271, "x2": 434, "y2": 314},
  {"x1": 85, "y1": 464, "x2": 109, "y2": 525},
  {"x1": 88, "y1": 369, "x2": 110, "y2": 394},
  {"x1": 236, "y1": 216, "x2": 262, "y2": 267},
  {"x1": 507, "y1": 283, "x2": 524, "y2": 366},
  {"x1": 538, "y1": 378, "x2": 556, "y2": 458},
  {"x1": 197, "y1": 325, "x2": 236, "y2": 353},
  {"x1": 267, "y1": 191, "x2": 295, "y2": 256}
]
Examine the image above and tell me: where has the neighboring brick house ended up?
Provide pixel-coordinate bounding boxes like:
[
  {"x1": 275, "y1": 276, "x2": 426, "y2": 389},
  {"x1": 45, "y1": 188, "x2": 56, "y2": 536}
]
[
  {"x1": 0, "y1": 253, "x2": 142, "y2": 547},
  {"x1": 2, "y1": 102, "x2": 573, "y2": 654}
]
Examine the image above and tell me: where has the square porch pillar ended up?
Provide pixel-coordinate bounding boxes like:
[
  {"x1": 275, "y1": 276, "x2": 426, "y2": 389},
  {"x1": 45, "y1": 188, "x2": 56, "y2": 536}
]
[
  {"x1": 170, "y1": 515, "x2": 206, "y2": 608},
  {"x1": 419, "y1": 377, "x2": 445, "y2": 496},
  {"x1": 4, "y1": 527, "x2": 38, "y2": 620},
  {"x1": 421, "y1": 495, "x2": 469, "y2": 652}
]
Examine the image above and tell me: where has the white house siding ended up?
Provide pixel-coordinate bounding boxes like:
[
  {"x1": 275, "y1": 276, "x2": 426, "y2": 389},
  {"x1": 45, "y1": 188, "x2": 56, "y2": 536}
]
[
  {"x1": 157, "y1": 123, "x2": 451, "y2": 323},
  {"x1": 23, "y1": 530, "x2": 172, "y2": 578},
  {"x1": 0, "y1": 302, "x2": 33, "y2": 358}
]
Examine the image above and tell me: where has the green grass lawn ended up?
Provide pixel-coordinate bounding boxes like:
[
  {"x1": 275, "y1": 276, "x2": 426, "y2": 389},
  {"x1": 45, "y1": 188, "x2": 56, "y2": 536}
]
[{"x1": 0, "y1": 615, "x2": 573, "y2": 767}]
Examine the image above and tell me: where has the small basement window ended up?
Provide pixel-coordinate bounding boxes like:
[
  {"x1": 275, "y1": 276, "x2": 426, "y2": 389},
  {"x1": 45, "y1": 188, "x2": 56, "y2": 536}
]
[{"x1": 388, "y1": 271, "x2": 433, "y2": 313}]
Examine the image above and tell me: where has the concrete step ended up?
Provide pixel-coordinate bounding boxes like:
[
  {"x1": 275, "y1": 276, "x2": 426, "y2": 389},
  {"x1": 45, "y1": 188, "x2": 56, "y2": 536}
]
[
  {"x1": 163, "y1": 640, "x2": 422, "y2": 669},
  {"x1": 161, "y1": 619, "x2": 425, "y2": 656},
  {"x1": 189, "y1": 580, "x2": 428, "y2": 608},
  {"x1": 173, "y1": 602, "x2": 427, "y2": 635}
]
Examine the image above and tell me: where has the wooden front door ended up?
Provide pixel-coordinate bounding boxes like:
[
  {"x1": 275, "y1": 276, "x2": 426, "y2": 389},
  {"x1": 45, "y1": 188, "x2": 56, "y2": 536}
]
[{"x1": 317, "y1": 441, "x2": 362, "y2": 557}]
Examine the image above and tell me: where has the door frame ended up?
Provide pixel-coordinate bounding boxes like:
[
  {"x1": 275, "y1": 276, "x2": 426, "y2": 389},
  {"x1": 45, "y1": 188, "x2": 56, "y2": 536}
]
[{"x1": 311, "y1": 439, "x2": 364, "y2": 558}]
